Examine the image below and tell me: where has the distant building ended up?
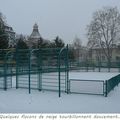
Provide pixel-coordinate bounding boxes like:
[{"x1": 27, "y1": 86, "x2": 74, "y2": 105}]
[
  {"x1": 72, "y1": 44, "x2": 120, "y2": 67},
  {"x1": 4, "y1": 23, "x2": 16, "y2": 47},
  {"x1": 86, "y1": 46, "x2": 120, "y2": 67},
  {"x1": 90, "y1": 47, "x2": 120, "y2": 62},
  {"x1": 0, "y1": 18, "x2": 16, "y2": 48},
  {"x1": 27, "y1": 23, "x2": 41, "y2": 48}
]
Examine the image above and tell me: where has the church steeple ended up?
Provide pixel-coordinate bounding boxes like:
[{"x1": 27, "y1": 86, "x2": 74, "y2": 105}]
[
  {"x1": 28, "y1": 23, "x2": 42, "y2": 48},
  {"x1": 30, "y1": 23, "x2": 41, "y2": 39},
  {"x1": 33, "y1": 23, "x2": 38, "y2": 30}
]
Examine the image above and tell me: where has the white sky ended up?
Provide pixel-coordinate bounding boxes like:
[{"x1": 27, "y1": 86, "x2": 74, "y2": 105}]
[{"x1": 0, "y1": 0, "x2": 120, "y2": 45}]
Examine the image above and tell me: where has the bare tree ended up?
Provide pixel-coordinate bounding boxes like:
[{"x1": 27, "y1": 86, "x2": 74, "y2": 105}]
[
  {"x1": 72, "y1": 36, "x2": 82, "y2": 61},
  {"x1": 87, "y1": 7, "x2": 120, "y2": 66}
]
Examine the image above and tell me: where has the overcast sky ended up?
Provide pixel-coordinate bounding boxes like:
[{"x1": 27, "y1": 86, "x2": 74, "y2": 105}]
[{"x1": 0, "y1": 0, "x2": 120, "y2": 45}]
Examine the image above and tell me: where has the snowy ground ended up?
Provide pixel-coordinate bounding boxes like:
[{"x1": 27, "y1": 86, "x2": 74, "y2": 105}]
[{"x1": 0, "y1": 72, "x2": 120, "y2": 113}]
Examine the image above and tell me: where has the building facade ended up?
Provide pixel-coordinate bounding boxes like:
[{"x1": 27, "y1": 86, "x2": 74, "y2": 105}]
[
  {"x1": 4, "y1": 23, "x2": 16, "y2": 47},
  {"x1": 87, "y1": 46, "x2": 120, "y2": 67}
]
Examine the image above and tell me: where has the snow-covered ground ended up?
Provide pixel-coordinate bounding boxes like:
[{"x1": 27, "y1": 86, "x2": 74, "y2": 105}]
[{"x1": 0, "y1": 72, "x2": 120, "y2": 113}]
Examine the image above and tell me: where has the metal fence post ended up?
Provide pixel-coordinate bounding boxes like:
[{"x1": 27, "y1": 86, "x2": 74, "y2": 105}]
[
  {"x1": 98, "y1": 61, "x2": 101, "y2": 72},
  {"x1": 28, "y1": 49, "x2": 31, "y2": 94},
  {"x1": 4, "y1": 53, "x2": 7, "y2": 91},
  {"x1": 38, "y1": 49, "x2": 42, "y2": 91},
  {"x1": 58, "y1": 45, "x2": 69, "y2": 97},
  {"x1": 58, "y1": 52, "x2": 61, "y2": 97},
  {"x1": 66, "y1": 45, "x2": 69, "y2": 94},
  {"x1": 105, "y1": 80, "x2": 107, "y2": 97},
  {"x1": 16, "y1": 48, "x2": 18, "y2": 89}
]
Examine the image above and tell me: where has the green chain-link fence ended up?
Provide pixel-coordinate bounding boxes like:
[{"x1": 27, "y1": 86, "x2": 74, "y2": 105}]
[
  {"x1": 1, "y1": 46, "x2": 120, "y2": 97},
  {"x1": 0, "y1": 46, "x2": 69, "y2": 97},
  {"x1": 69, "y1": 60, "x2": 120, "y2": 72}
]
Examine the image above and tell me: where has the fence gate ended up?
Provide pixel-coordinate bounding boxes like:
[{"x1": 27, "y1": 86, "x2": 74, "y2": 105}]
[
  {"x1": 16, "y1": 46, "x2": 69, "y2": 97},
  {"x1": 0, "y1": 49, "x2": 15, "y2": 90}
]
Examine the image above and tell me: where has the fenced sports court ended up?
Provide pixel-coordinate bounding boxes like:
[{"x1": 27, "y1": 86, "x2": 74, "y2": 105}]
[{"x1": 0, "y1": 46, "x2": 120, "y2": 97}]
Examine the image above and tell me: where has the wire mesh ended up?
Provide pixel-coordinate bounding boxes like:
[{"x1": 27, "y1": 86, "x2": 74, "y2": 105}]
[{"x1": 16, "y1": 47, "x2": 69, "y2": 96}]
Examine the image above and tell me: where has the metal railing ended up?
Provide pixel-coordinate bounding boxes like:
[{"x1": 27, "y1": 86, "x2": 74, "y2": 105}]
[
  {"x1": 69, "y1": 73, "x2": 120, "y2": 97},
  {"x1": 69, "y1": 79, "x2": 105, "y2": 96},
  {"x1": 105, "y1": 74, "x2": 120, "y2": 97}
]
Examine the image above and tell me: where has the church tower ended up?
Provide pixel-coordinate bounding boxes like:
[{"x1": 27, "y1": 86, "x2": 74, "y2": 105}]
[{"x1": 28, "y1": 23, "x2": 41, "y2": 48}]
